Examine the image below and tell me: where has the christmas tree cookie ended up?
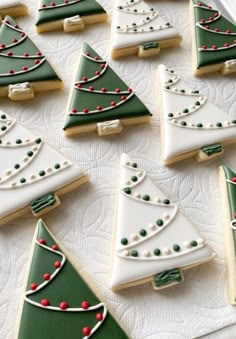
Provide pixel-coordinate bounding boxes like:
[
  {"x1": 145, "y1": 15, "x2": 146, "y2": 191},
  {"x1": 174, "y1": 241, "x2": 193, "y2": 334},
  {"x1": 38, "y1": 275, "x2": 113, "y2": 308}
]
[
  {"x1": 111, "y1": 0, "x2": 182, "y2": 59},
  {"x1": 0, "y1": 1, "x2": 28, "y2": 20},
  {"x1": 64, "y1": 43, "x2": 152, "y2": 137},
  {"x1": 111, "y1": 154, "x2": 215, "y2": 291},
  {"x1": 157, "y1": 64, "x2": 236, "y2": 165},
  {"x1": 0, "y1": 16, "x2": 63, "y2": 101},
  {"x1": 36, "y1": 0, "x2": 108, "y2": 33},
  {"x1": 219, "y1": 165, "x2": 236, "y2": 305},
  {"x1": 15, "y1": 220, "x2": 129, "y2": 339},
  {"x1": 0, "y1": 112, "x2": 88, "y2": 226},
  {"x1": 191, "y1": 0, "x2": 236, "y2": 75}
]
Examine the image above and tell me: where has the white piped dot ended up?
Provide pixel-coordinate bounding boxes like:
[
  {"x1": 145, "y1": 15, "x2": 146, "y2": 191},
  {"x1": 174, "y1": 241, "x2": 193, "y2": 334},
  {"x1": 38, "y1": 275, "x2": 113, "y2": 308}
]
[
  {"x1": 23, "y1": 157, "x2": 29, "y2": 162},
  {"x1": 224, "y1": 121, "x2": 230, "y2": 126},
  {"x1": 197, "y1": 238, "x2": 204, "y2": 245},
  {"x1": 207, "y1": 123, "x2": 214, "y2": 128},
  {"x1": 184, "y1": 241, "x2": 191, "y2": 248},
  {"x1": 6, "y1": 141, "x2": 11, "y2": 145},
  {"x1": 154, "y1": 197, "x2": 161, "y2": 203},
  {"x1": 163, "y1": 248, "x2": 171, "y2": 255},
  {"x1": 137, "y1": 171, "x2": 142, "y2": 177},
  {"x1": 190, "y1": 123, "x2": 195, "y2": 127},
  {"x1": 190, "y1": 105, "x2": 196, "y2": 110},
  {"x1": 30, "y1": 175, "x2": 36, "y2": 180},
  {"x1": 142, "y1": 250, "x2": 150, "y2": 257},
  {"x1": 63, "y1": 161, "x2": 68, "y2": 166},
  {"x1": 134, "y1": 193, "x2": 141, "y2": 198},
  {"x1": 47, "y1": 168, "x2": 53, "y2": 173},
  {"x1": 125, "y1": 181, "x2": 131, "y2": 185},
  {"x1": 6, "y1": 170, "x2": 12, "y2": 176},
  {"x1": 25, "y1": 139, "x2": 30, "y2": 142},
  {"x1": 32, "y1": 146, "x2": 38, "y2": 152},
  {"x1": 149, "y1": 223, "x2": 156, "y2": 230},
  {"x1": 171, "y1": 119, "x2": 177, "y2": 124},
  {"x1": 131, "y1": 233, "x2": 139, "y2": 241},
  {"x1": 125, "y1": 161, "x2": 130, "y2": 166},
  {"x1": 123, "y1": 250, "x2": 129, "y2": 256},
  {"x1": 11, "y1": 182, "x2": 17, "y2": 187},
  {"x1": 163, "y1": 213, "x2": 170, "y2": 220}
]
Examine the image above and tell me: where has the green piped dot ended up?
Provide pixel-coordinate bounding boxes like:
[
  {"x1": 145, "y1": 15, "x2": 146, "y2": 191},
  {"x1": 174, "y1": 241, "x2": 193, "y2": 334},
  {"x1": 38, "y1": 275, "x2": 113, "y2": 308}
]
[
  {"x1": 27, "y1": 151, "x2": 33, "y2": 157},
  {"x1": 195, "y1": 101, "x2": 201, "y2": 106},
  {"x1": 124, "y1": 187, "x2": 131, "y2": 194},
  {"x1": 121, "y1": 238, "x2": 128, "y2": 246},
  {"x1": 35, "y1": 138, "x2": 42, "y2": 144},
  {"x1": 14, "y1": 164, "x2": 20, "y2": 170},
  {"x1": 131, "y1": 250, "x2": 138, "y2": 257},
  {"x1": 20, "y1": 178, "x2": 26, "y2": 183},
  {"x1": 1, "y1": 126, "x2": 7, "y2": 131},
  {"x1": 196, "y1": 123, "x2": 203, "y2": 128},
  {"x1": 54, "y1": 164, "x2": 60, "y2": 170},
  {"x1": 168, "y1": 113, "x2": 173, "y2": 118},
  {"x1": 143, "y1": 195, "x2": 150, "y2": 201},
  {"x1": 132, "y1": 163, "x2": 137, "y2": 168},
  {"x1": 168, "y1": 79, "x2": 173, "y2": 83},
  {"x1": 156, "y1": 219, "x2": 164, "y2": 226},
  {"x1": 216, "y1": 122, "x2": 222, "y2": 127},
  {"x1": 154, "y1": 248, "x2": 161, "y2": 256},
  {"x1": 232, "y1": 120, "x2": 236, "y2": 124},
  {"x1": 173, "y1": 244, "x2": 180, "y2": 252},
  {"x1": 1, "y1": 115, "x2": 6, "y2": 119},
  {"x1": 16, "y1": 139, "x2": 22, "y2": 144},
  {"x1": 180, "y1": 89, "x2": 185, "y2": 93},
  {"x1": 139, "y1": 229, "x2": 147, "y2": 237},
  {"x1": 131, "y1": 176, "x2": 138, "y2": 182},
  {"x1": 163, "y1": 199, "x2": 170, "y2": 205},
  {"x1": 181, "y1": 121, "x2": 187, "y2": 126},
  {"x1": 170, "y1": 70, "x2": 174, "y2": 73},
  {"x1": 191, "y1": 240, "x2": 198, "y2": 247},
  {"x1": 183, "y1": 108, "x2": 189, "y2": 113},
  {"x1": 0, "y1": 140, "x2": 1, "y2": 144},
  {"x1": 39, "y1": 170, "x2": 46, "y2": 177},
  {"x1": 165, "y1": 86, "x2": 170, "y2": 90},
  {"x1": 192, "y1": 90, "x2": 199, "y2": 94}
]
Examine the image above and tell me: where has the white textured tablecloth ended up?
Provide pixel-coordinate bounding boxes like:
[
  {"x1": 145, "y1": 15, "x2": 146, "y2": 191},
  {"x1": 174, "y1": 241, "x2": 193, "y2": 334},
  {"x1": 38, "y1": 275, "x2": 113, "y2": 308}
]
[{"x1": 1, "y1": 1, "x2": 236, "y2": 338}]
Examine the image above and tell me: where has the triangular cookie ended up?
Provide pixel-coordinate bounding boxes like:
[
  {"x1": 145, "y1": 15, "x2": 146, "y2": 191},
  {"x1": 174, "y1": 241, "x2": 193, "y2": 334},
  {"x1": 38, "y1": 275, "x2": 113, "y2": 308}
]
[
  {"x1": 0, "y1": 112, "x2": 88, "y2": 225},
  {"x1": 16, "y1": 220, "x2": 129, "y2": 338},
  {"x1": 157, "y1": 64, "x2": 236, "y2": 165},
  {"x1": 64, "y1": 43, "x2": 152, "y2": 137},
  {"x1": 0, "y1": 1, "x2": 28, "y2": 19},
  {"x1": 111, "y1": 154, "x2": 215, "y2": 291}
]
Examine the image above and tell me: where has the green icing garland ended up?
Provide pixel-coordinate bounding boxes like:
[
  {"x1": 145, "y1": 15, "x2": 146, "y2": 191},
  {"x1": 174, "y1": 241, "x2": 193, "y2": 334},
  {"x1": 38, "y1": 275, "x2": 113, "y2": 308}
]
[
  {"x1": 31, "y1": 193, "x2": 56, "y2": 214},
  {"x1": 0, "y1": 16, "x2": 61, "y2": 87},
  {"x1": 154, "y1": 268, "x2": 182, "y2": 287},
  {"x1": 193, "y1": 0, "x2": 236, "y2": 68},
  {"x1": 63, "y1": 43, "x2": 152, "y2": 130},
  {"x1": 36, "y1": 0, "x2": 106, "y2": 26},
  {"x1": 18, "y1": 220, "x2": 128, "y2": 339},
  {"x1": 201, "y1": 144, "x2": 222, "y2": 156}
]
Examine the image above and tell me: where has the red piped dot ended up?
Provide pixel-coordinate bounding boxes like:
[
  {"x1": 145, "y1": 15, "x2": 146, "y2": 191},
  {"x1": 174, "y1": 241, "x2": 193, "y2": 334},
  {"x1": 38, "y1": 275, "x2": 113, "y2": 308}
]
[
  {"x1": 41, "y1": 299, "x2": 49, "y2": 307},
  {"x1": 83, "y1": 108, "x2": 89, "y2": 113},
  {"x1": 5, "y1": 20, "x2": 10, "y2": 24},
  {"x1": 60, "y1": 301, "x2": 69, "y2": 310},
  {"x1": 115, "y1": 88, "x2": 120, "y2": 93},
  {"x1": 54, "y1": 261, "x2": 61, "y2": 268},
  {"x1": 232, "y1": 177, "x2": 236, "y2": 183},
  {"x1": 39, "y1": 238, "x2": 46, "y2": 245},
  {"x1": 224, "y1": 43, "x2": 229, "y2": 47},
  {"x1": 214, "y1": 13, "x2": 219, "y2": 17},
  {"x1": 52, "y1": 245, "x2": 58, "y2": 250},
  {"x1": 37, "y1": 51, "x2": 42, "y2": 56},
  {"x1": 96, "y1": 313, "x2": 103, "y2": 321},
  {"x1": 0, "y1": 44, "x2": 6, "y2": 48},
  {"x1": 42, "y1": 4, "x2": 46, "y2": 8},
  {"x1": 205, "y1": 25, "x2": 210, "y2": 29},
  {"x1": 89, "y1": 86, "x2": 94, "y2": 91},
  {"x1": 128, "y1": 88, "x2": 133, "y2": 93},
  {"x1": 200, "y1": 19, "x2": 205, "y2": 23},
  {"x1": 43, "y1": 273, "x2": 51, "y2": 281},
  {"x1": 72, "y1": 108, "x2": 77, "y2": 113},
  {"x1": 76, "y1": 83, "x2": 82, "y2": 88},
  {"x1": 209, "y1": 17, "x2": 213, "y2": 21},
  {"x1": 212, "y1": 45, "x2": 218, "y2": 49},
  {"x1": 22, "y1": 66, "x2": 28, "y2": 71},
  {"x1": 35, "y1": 59, "x2": 40, "y2": 64},
  {"x1": 21, "y1": 32, "x2": 26, "y2": 37},
  {"x1": 82, "y1": 76, "x2": 88, "y2": 81},
  {"x1": 100, "y1": 64, "x2": 105, "y2": 69},
  {"x1": 234, "y1": 40, "x2": 236, "y2": 44},
  {"x1": 51, "y1": 2, "x2": 56, "y2": 6},
  {"x1": 13, "y1": 38, "x2": 18, "y2": 43},
  {"x1": 121, "y1": 95, "x2": 127, "y2": 100},
  {"x1": 201, "y1": 45, "x2": 207, "y2": 49},
  {"x1": 97, "y1": 106, "x2": 102, "y2": 111},
  {"x1": 94, "y1": 56, "x2": 99, "y2": 60},
  {"x1": 208, "y1": 5, "x2": 212, "y2": 9},
  {"x1": 30, "y1": 283, "x2": 38, "y2": 290},
  {"x1": 85, "y1": 52, "x2": 90, "y2": 56},
  {"x1": 95, "y1": 71, "x2": 100, "y2": 75},
  {"x1": 101, "y1": 87, "x2": 106, "y2": 92},
  {"x1": 7, "y1": 51, "x2": 13, "y2": 56},
  {"x1": 111, "y1": 101, "x2": 116, "y2": 106},
  {"x1": 214, "y1": 28, "x2": 219, "y2": 32},
  {"x1": 81, "y1": 301, "x2": 90, "y2": 309},
  {"x1": 83, "y1": 327, "x2": 91, "y2": 336},
  {"x1": 64, "y1": 0, "x2": 68, "y2": 3},
  {"x1": 24, "y1": 52, "x2": 29, "y2": 57},
  {"x1": 14, "y1": 24, "x2": 19, "y2": 29},
  {"x1": 197, "y1": 2, "x2": 202, "y2": 6},
  {"x1": 226, "y1": 29, "x2": 231, "y2": 34}
]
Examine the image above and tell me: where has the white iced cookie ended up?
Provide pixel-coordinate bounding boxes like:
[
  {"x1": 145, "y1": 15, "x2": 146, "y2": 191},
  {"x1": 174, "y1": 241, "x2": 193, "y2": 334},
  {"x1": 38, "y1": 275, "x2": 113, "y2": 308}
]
[
  {"x1": 0, "y1": 1, "x2": 28, "y2": 19},
  {"x1": 111, "y1": 154, "x2": 215, "y2": 291}
]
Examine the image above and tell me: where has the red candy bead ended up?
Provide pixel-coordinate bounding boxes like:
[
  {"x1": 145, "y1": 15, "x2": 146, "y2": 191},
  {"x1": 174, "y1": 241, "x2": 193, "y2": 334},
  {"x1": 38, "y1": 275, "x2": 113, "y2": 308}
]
[
  {"x1": 209, "y1": 17, "x2": 213, "y2": 21},
  {"x1": 205, "y1": 25, "x2": 210, "y2": 29},
  {"x1": 39, "y1": 238, "x2": 46, "y2": 245},
  {"x1": 212, "y1": 45, "x2": 218, "y2": 49},
  {"x1": 214, "y1": 13, "x2": 218, "y2": 17},
  {"x1": 128, "y1": 88, "x2": 133, "y2": 93},
  {"x1": 82, "y1": 301, "x2": 90, "y2": 309},
  {"x1": 54, "y1": 261, "x2": 61, "y2": 268},
  {"x1": 101, "y1": 87, "x2": 106, "y2": 92},
  {"x1": 82, "y1": 76, "x2": 88, "y2": 81},
  {"x1": 96, "y1": 313, "x2": 103, "y2": 321},
  {"x1": 41, "y1": 299, "x2": 49, "y2": 307},
  {"x1": 97, "y1": 106, "x2": 102, "y2": 111},
  {"x1": 111, "y1": 101, "x2": 116, "y2": 106},
  {"x1": 94, "y1": 56, "x2": 99, "y2": 60},
  {"x1": 42, "y1": 4, "x2": 46, "y2": 7},
  {"x1": 64, "y1": 0, "x2": 69, "y2": 3},
  {"x1": 100, "y1": 64, "x2": 105, "y2": 69},
  {"x1": 89, "y1": 86, "x2": 94, "y2": 91},
  {"x1": 232, "y1": 177, "x2": 236, "y2": 183},
  {"x1": 198, "y1": 2, "x2": 202, "y2": 6},
  {"x1": 201, "y1": 45, "x2": 207, "y2": 49},
  {"x1": 85, "y1": 52, "x2": 90, "y2": 56},
  {"x1": 83, "y1": 327, "x2": 91, "y2": 336},
  {"x1": 72, "y1": 108, "x2": 77, "y2": 113},
  {"x1": 24, "y1": 53, "x2": 29, "y2": 57},
  {"x1": 35, "y1": 60, "x2": 40, "y2": 64},
  {"x1": 51, "y1": 2, "x2": 56, "y2": 6},
  {"x1": 22, "y1": 66, "x2": 28, "y2": 71},
  {"x1": 115, "y1": 88, "x2": 120, "y2": 93},
  {"x1": 30, "y1": 283, "x2": 38, "y2": 290},
  {"x1": 52, "y1": 244, "x2": 58, "y2": 250},
  {"x1": 83, "y1": 108, "x2": 89, "y2": 113},
  {"x1": 95, "y1": 71, "x2": 100, "y2": 75},
  {"x1": 0, "y1": 44, "x2": 6, "y2": 48},
  {"x1": 234, "y1": 212, "x2": 236, "y2": 218},
  {"x1": 60, "y1": 301, "x2": 69, "y2": 310},
  {"x1": 200, "y1": 19, "x2": 205, "y2": 23},
  {"x1": 5, "y1": 20, "x2": 10, "y2": 24},
  {"x1": 43, "y1": 273, "x2": 51, "y2": 281},
  {"x1": 37, "y1": 51, "x2": 42, "y2": 56},
  {"x1": 14, "y1": 24, "x2": 19, "y2": 29},
  {"x1": 9, "y1": 69, "x2": 14, "y2": 74},
  {"x1": 121, "y1": 95, "x2": 126, "y2": 100},
  {"x1": 214, "y1": 28, "x2": 219, "y2": 32},
  {"x1": 7, "y1": 51, "x2": 13, "y2": 56},
  {"x1": 234, "y1": 40, "x2": 236, "y2": 44},
  {"x1": 21, "y1": 33, "x2": 26, "y2": 37},
  {"x1": 76, "y1": 83, "x2": 82, "y2": 88},
  {"x1": 13, "y1": 38, "x2": 18, "y2": 43},
  {"x1": 224, "y1": 43, "x2": 229, "y2": 47},
  {"x1": 208, "y1": 5, "x2": 212, "y2": 9},
  {"x1": 226, "y1": 29, "x2": 231, "y2": 34}
]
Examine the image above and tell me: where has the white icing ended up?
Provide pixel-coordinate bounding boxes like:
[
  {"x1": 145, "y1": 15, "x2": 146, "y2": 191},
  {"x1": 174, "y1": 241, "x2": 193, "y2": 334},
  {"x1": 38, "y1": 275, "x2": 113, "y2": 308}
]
[
  {"x1": 110, "y1": 154, "x2": 214, "y2": 288},
  {"x1": 158, "y1": 64, "x2": 236, "y2": 161},
  {"x1": 0, "y1": 57, "x2": 46, "y2": 77},
  {"x1": 64, "y1": 15, "x2": 82, "y2": 26},
  {"x1": 225, "y1": 59, "x2": 236, "y2": 69},
  {"x1": 97, "y1": 120, "x2": 122, "y2": 132},
  {"x1": 25, "y1": 221, "x2": 107, "y2": 339},
  {"x1": 0, "y1": 1, "x2": 22, "y2": 9},
  {"x1": 230, "y1": 220, "x2": 236, "y2": 230},
  {"x1": 9, "y1": 82, "x2": 32, "y2": 95},
  {"x1": 112, "y1": 0, "x2": 181, "y2": 49},
  {"x1": 0, "y1": 111, "x2": 85, "y2": 219}
]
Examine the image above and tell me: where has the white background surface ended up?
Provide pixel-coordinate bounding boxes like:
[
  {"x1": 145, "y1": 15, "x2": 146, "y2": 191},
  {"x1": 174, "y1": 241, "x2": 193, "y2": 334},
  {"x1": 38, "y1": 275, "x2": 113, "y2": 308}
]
[{"x1": 1, "y1": 1, "x2": 236, "y2": 338}]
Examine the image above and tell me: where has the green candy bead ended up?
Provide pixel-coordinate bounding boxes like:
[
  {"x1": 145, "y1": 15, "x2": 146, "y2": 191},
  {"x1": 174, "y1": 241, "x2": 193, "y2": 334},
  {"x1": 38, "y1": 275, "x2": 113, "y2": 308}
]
[
  {"x1": 131, "y1": 176, "x2": 138, "y2": 182},
  {"x1": 54, "y1": 164, "x2": 60, "y2": 170},
  {"x1": 132, "y1": 163, "x2": 137, "y2": 168},
  {"x1": 168, "y1": 113, "x2": 173, "y2": 117},
  {"x1": 143, "y1": 195, "x2": 150, "y2": 201},
  {"x1": 121, "y1": 238, "x2": 128, "y2": 246},
  {"x1": 173, "y1": 244, "x2": 180, "y2": 252},
  {"x1": 16, "y1": 139, "x2": 22, "y2": 144},
  {"x1": 35, "y1": 138, "x2": 42, "y2": 144},
  {"x1": 196, "y1": 123, "x2": 203, "y2": 128},
  {"x1": 181, "y1": 121, "x2": 187, "y2": 126},
  {"x1": 156, "y1": 219, "x2": 163, "y2": 226},
  {"x1": 0, "y1": 114, "x2": 6, "y2": 119},
  {"x1": 163, "y1": 199, "x2": 170, "y2": 205},
  {"x1": 14, "y1": 164, "x2": 20, "y2": 169},
  {"x1": 123, "y1": 187, "x2": 131, "y2": 194},
  {"x1": 27, "y1": 151, "x2": 33, "y2": 157},
  {"x1": 154, "y1": 248, "x2": 161, "y2": 256},
  {"x1": 20, "y1": 178, "x2": 26, "y2": 183},
  {"x1": 216, "y1": 122, "x2": 222, "y2": 127},
  {"x1": 139, "y1": 229, "x2": 147, "y2": 237},
  {"x1": 131, "y1": 250, "x2": 138, "y2": 257},
  {"x1": 39, "y1": 171, "x2": 46, "y2": 177},
  {"x1": 195, "y1": 101, "x2": 201, "y2": 106},
  {"x1": 1, "y1": 126, "x2": 6, "y2": 131},
  {"x1": 183, "y1": 109, "x2": 189, "y2": 113},
  {"x1": 191, "y1": 240, "x2": 198, "y2": 247}
]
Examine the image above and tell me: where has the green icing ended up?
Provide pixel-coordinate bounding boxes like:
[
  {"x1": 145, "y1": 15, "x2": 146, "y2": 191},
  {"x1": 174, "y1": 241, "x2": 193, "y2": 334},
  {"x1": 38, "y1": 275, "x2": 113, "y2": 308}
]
[
  {"x1": 222, "y1": 165, "x2": 236, "y2": 253},
  {"x1": 201, "y1": 143, "x2": 222, "y2": 156},
  {"x1": 0, "y1": 16, "x2": 61, "y2": 86},
  {"x1": 18, "y1": 221, "x2": 128, "y2": 339},
  {"x1": 142, "y1": 41, "x2": 159, "y2": 50},
  {"x1": 193, "y1": 0, "x2": 236, "y2": 68},
  {"x1": 36, "y1": 0, "x2": 106, "y2": 26},
  {"x1": 154, "y1": 268, "x2": 182, "y2": 287},
  {"x1": 63, "y1": 43, "x2": 152, "y2": 130},
  {"x1": 31, "y1": 193, "x2": 56, "y2": 214}
]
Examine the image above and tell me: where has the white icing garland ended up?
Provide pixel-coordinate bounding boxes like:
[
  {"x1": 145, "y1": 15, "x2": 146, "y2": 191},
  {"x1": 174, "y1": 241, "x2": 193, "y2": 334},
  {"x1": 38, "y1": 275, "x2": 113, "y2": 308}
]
[
  {"x1": 0, "y1": 57, "x2": 46, "y2": 77},
  {"x1": 25, "y1": 236, "x2": 107, "y2": 339},
  {"x1": 39, "y1": 0, "x2": 81, "y2": 11},
  {"x1": 0, "y1": 118, "x2": 16, "y2": 137}
]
